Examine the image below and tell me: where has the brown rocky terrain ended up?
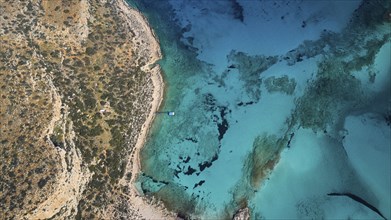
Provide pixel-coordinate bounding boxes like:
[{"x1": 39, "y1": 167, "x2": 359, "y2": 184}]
[{"x1": 0, "y1": 0, "x2": 173, "y2": 218}]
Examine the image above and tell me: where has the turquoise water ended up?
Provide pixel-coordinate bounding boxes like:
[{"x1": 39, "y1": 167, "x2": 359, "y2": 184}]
[{"x1": 128, "y1": 0, "x2": 391, "y2": 219}]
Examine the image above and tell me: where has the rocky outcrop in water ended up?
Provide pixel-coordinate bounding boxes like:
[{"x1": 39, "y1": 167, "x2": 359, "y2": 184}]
[{"x1": 233, "y1": 207, "x2": 250, "y2": 220}]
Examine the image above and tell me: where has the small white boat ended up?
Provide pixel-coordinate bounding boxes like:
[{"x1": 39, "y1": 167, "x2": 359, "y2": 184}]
[{"x1": 156, "y1": 111, "x2": 175, "y2": 116}]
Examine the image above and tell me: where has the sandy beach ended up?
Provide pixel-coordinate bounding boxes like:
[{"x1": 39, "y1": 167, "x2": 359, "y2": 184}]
[{"x1": 115, "y1": 0, "x2": 175, "y2": 219}]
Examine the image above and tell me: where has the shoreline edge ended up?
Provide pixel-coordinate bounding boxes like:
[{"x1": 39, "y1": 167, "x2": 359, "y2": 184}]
[{"x1": 115, "y1": 0, "x2": 175, "y2": 219}]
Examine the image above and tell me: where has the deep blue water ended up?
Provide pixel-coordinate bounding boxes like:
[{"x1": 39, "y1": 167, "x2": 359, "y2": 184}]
[{"x1": 126, "y1": 0, "x2": 391, "y2": 219}]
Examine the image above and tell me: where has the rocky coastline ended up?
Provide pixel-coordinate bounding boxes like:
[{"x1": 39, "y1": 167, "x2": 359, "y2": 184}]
[{"x1": 0, "y1": 0, "x2": 173, "y2": 218}]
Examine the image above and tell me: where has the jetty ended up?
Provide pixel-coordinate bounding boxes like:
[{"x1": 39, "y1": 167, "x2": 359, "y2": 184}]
[{"x1": 156, "y1": 111, "x2": 175, "y2": 116}]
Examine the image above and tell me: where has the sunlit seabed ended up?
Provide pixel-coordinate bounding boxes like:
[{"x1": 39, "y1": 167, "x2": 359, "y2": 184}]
[{"x1": 128, "y1": 0, "x2": 391, "y2": 219}]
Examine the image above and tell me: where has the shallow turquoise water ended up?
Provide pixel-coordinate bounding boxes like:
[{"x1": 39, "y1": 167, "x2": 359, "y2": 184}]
[{"x1": 127, "y1": 0, "x2": 391, "y2": 219}]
